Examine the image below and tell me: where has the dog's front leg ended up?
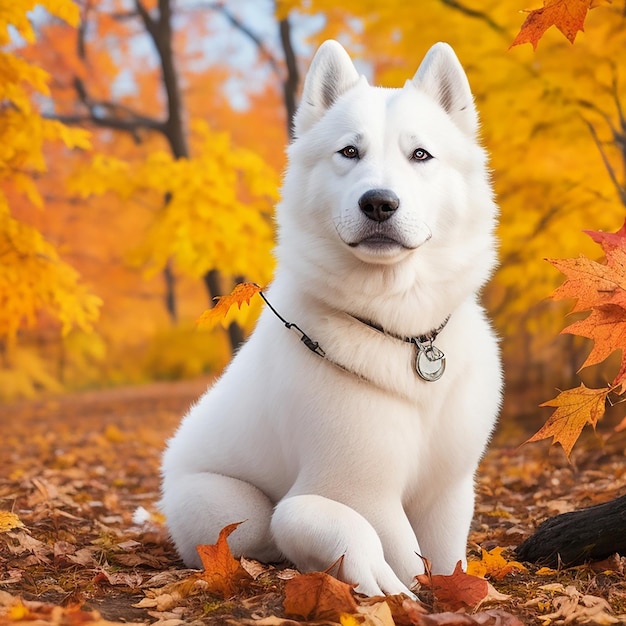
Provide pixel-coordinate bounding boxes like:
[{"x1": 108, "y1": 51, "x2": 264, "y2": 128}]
[
  {"x1": 271, "y1": 494, "x2": 414, "y2": 597},
  {"x1": 408, "y1": 473, "x2": 476, "y2": 575}
]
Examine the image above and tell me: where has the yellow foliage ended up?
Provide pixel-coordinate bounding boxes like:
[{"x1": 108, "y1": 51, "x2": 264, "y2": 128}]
[
  {"x1": 0, "y1": 345, "x2": 64, "y2": 400},
  {"x1": 279, "y1": 0, "x2": 626, "y2": 344},
  {"x1": 0, "y1": 0, "x2": 79, "y2": 45},
  {"x1": 0, "y1": 0, "x2": 99, "y2": 348},
  {"x1": 141, "y1": 325, "x2": 231, "y2": 381},
  {"x1": 71, "y1": 119, "x2": 279, "y2": 285}
]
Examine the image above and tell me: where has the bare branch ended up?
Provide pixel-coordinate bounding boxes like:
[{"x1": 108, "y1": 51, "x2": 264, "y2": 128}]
[
  {"x1": 212, "y1": 3, "x2": 282, "y2": 77},
  {"x1": 582, "y1": 117, "x2": 626, "y2": 206},
  {"x1": 440, "y1": 0, "x2": 507, "y2": 35},
  {"x1": 70, "y1": 76, "x2": 165, "y2": 132},
  {"x1": 51, "y1": 112, "x2": 162, "y2": 137}
]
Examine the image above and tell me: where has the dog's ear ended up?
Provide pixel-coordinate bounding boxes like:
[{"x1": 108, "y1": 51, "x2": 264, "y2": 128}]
[
  {"x1": 294, "y1": 40, "x2": 361, "y2": 136},
  {"x1": 411, "y1": 43, "x2": 478, "y2": 137}
]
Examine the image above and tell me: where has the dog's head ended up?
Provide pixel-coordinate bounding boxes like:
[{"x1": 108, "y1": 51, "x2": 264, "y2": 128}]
[{"x1": 276, "y1": 41, "x2": 497, "y2": 320}]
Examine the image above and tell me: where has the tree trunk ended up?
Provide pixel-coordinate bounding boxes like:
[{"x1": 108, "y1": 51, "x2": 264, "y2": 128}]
[
  {"x1": 515, "y1": 493, "x2": 626, "y2": 567},
  {"x1": 279, "y1": 17, "x2": 299, "y2": 140},
  {"x1": 140, "y1": 0, "x2": 242, "y2": 352},
  {"x1": 162, "y1": 262, "x2": 177, "y2": 322}
]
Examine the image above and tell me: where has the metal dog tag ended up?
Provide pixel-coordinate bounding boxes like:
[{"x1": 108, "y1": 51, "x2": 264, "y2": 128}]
[{"x1": 413, "y1": 339, "x2": 446, "y2": 382}]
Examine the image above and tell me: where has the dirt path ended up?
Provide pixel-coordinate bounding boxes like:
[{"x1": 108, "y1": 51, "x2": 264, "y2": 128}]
[{"x1": 1, "y1": 379, "x2": 625, "y2": 624}]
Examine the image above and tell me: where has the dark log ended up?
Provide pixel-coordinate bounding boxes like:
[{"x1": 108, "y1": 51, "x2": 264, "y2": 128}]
[{"x1": 515, "y1": 493, "x2": 626, "y2": 567}]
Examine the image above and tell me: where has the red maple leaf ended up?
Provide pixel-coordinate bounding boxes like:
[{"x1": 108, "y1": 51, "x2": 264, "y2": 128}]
[{"x1": 510, "y1": 0, "x2": 599, "y2": 49}]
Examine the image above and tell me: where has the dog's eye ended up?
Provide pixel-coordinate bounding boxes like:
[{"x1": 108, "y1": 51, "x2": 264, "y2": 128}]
[
  {"x1": 412, "y1": 148, "x2": 433, "y2": 162},
  {"x1": 339, "y1": 145, "x2": 359, "y2": 159}
]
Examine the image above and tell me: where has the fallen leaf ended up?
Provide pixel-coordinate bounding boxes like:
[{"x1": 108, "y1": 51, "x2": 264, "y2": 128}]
[
  {"x1": 510, "y1": 0, "x2": 596, "y2": 49},
  {"x1": 352, "y1": 600, "x2": 396, "y2": 625},
  {"x1": 0, "y1": 511, "x2": 24, "y2": 533},
  {"x1": 196, "y1": 521, "x2": 252, "y2": 598},
  {"x1": 240, "y1": 556, "x2": 270, "y2": 580},
  {"x1": 196, "y1": 282, "x2": 263, "y2": 330},
  {"x1": 410, "y1": 610, "x2": 525, "y2": 625},
  {"x1": 540, "y1": 584, "x2": 621, "y2": 625},
  {"x1": 283, "y1": 571, "x2": 357, "y2": 622},
  {"x1": 416, "y1": 561, "x2": 489, "y2": 611},
  {"x1": 528, "y1": 384, "x2": 610, "y2": 457},
  {"x1": 467, "y1": 547, "x2": 527, "y2": 580}
]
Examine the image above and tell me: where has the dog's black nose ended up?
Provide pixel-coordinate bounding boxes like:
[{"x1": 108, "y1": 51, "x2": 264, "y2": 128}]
[{"x1": 358, "y1": 189, "x2": 399, "y2": 222}]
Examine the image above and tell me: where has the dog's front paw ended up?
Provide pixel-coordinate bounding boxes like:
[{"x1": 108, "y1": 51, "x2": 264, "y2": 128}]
[
  {"x1": 340, "y1": 556, "x2": 415, "y2": 598},
  {"x1": 272, "y1": 494, "x2": 415, "y2": 598}
]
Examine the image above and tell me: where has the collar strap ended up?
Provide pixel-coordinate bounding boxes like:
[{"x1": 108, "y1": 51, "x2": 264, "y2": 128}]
[
  {"x1": 258, "y1": 290, "x2": 450, "y2": 383},
  {"x1": 349, "y1": 314, "x2": 450, "y2": 346}
]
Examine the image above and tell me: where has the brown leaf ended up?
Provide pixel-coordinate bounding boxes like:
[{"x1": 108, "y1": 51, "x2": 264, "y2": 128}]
[
  {"x1": 411, "y1": 609, "x2": 525, "y2": 625},
  {"x1": 416, "y1": 561, "x2": 488, "y2": 611},
  {"x1": 196, "y1": 521, "x2": 252, "y2": 598},
  {"x1": 283, "y1": 571, "x2": 357, "y2": 622}
]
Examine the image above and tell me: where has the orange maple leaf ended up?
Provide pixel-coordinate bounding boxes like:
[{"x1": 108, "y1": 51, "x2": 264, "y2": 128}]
[
  {"x1": 550, "y1": 221, "x2": 626, "y2": 391},
  {"x1": 528, "y1": 384, "x2": 610, "y2": 457},
  {"x1": 549, "y1": 256, "x2": 626, "y2": 313},
  {"x1": 283, "y1": 571, "x2": 357, "y2": 622},
  {"x1": 416, "y1": 561, "x2": 489, "y2": 611},
  {"x1": 196, "y1": 521, "x2": 252, "y2": 598},
  {"x1": 467, "y1": 547, "x2": 527, "y2": 581},
  {"x1": 196, "y1": 282, "x2": 263, "y2": 330},
  {"x1": 563, "y1": 306, "x2": 626, "y2": 389},
  {"x1": 510, "y1": 0, "x2": 598, "y2": 49}
]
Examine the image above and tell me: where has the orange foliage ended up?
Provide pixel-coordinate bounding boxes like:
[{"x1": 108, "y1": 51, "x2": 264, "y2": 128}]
[{"x1": 529, "y1": 221, "x2": 626, "y2": 456}]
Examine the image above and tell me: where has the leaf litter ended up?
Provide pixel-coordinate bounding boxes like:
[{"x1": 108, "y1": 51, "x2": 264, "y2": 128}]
[{"x1": 1, "y1": 379, "x2": 626, "y2": 624}]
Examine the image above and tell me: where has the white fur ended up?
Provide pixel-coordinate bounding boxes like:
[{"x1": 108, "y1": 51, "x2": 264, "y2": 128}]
[{"x1": 161, "y1": 40, "x2": 502, "y2": 597}]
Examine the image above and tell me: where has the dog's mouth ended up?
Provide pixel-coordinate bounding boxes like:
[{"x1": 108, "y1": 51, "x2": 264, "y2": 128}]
[{"x1": 348, "y1": 234, "x2": 409, "y2": 248}]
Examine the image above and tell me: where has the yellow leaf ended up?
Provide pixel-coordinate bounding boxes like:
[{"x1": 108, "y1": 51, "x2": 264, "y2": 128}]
[
  {"x1": 467, "y1": 547, "x2": 527, "y2": 580},
  {"x1": 528, "y1": 384, "x2": 610, "y2": 458},
  {"x1": 0, "y1": 511, "x2": 24, "y2": 533}
]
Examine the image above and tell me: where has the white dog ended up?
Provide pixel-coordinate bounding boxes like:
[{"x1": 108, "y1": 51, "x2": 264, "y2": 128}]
[{"x1": 161, "y1": 40, "x2": 502, "y2": 597}]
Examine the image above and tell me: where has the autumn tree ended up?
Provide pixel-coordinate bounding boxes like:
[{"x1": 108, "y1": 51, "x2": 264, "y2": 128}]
[
  {"x1": 43, "y1": 0, "x2": 283, "y2": 352},
  {"x1": 7, "y1": 0, "x2": 626, "y2": 409},
  {"x1": 0, "y1": 0, "x2": 100, "y2": 396}
]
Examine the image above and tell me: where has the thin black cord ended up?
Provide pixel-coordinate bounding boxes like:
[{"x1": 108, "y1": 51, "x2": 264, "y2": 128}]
[{"x1": 258, "y1": 290, "x2": 326, "y2": 357}]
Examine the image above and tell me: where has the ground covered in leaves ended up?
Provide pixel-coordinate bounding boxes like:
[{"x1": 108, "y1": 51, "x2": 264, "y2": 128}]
[{"x1": 1, "y1": 379, "x2": 626, "y2": 625}]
